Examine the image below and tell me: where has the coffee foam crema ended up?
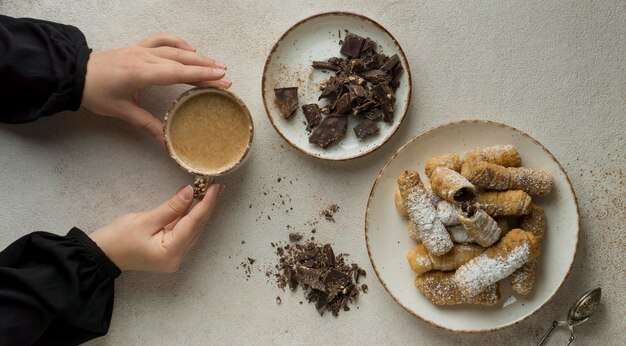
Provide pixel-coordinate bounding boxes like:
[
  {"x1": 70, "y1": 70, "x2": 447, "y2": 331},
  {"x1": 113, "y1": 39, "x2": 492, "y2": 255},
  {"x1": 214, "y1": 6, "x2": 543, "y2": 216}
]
[{"x1": 166, "y1": 89, "x2": 252, "y2": 176}]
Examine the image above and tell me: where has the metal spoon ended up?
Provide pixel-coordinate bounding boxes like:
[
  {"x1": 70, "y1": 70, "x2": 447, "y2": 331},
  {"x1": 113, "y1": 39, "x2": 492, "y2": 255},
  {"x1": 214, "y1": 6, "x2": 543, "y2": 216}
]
[{"x1": 537, "y1": 287, "x2": 602, "y2": 346}]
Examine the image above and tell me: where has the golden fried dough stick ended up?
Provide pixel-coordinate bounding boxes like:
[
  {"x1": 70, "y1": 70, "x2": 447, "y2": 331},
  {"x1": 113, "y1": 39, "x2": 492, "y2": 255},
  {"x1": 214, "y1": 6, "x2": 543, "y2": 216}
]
[
  {"x1": 457, "y1": 203, "x2": 501, "y2": 247},
  {"x1": 424, "y1": 145, "x2": 521, "y2": 179},
  {"x1": 407, "y1": 245, "x2": 432, "y2": 274},
  {"x1": 398, "y1": 171, "x2": 453, "y2": 254},
  {"x1": 430, "y1": 244, "x2": 485, "y2": 271},
  {"x1": 407, "y1": 222, "x2": 421, "y2": 243},
  {"x1": 407, "y1": 244, "x2": 485, "y2": 275},
  {"x1": 463, "y1": 144, "x2": 522, "y2": 167},
  {"x1": 461, "y1": 160, "x2": 553, "y2": 196},
  {"x1": 510, "y1": 204, "x2": 546, "y2": 295},
  {"x1": 395, "y1": 189, "x2": 408, "y2": 217},
  {"x1": 475, "y1": 190, "x2": 532, "y2": 217},
  {"x1": 415, "y1": 271, "x2": 501, "y2": 306},
  {"x1": 453, "y1": 229, "x2": 539, "y2": 298},
  {"x1": 430, "y1": 167, "x2": 477, "y2": 203},
  {"x1": 425, "y1": 153, "x2": 462, "y2": 178}
]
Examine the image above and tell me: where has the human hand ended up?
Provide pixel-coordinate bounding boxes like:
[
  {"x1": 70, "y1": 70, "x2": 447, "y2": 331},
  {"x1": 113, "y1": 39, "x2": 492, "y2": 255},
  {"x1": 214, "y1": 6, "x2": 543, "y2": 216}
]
[
  {"x1": 81, "y1": 34, "x2": 231, "y2": 147},
  {"x1": 89, "y1": 184, "x2": 224, "y2": 272}
]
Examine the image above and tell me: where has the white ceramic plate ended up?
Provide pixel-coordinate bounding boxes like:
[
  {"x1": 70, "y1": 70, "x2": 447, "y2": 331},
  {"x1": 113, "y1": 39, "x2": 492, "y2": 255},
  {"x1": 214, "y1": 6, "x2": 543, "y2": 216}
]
[
  {"x1": 262, "y1": 12, "x2": 412, "y2": 160},
  {"x1": 365, "y1": 120, "x2": 579, "y2": 332}
]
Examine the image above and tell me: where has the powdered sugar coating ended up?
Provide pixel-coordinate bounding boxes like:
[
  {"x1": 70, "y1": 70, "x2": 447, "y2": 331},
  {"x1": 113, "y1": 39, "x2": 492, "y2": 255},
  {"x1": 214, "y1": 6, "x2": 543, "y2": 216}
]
[
  {"x1": 454, "y1": 243, "x2": 530, "y2": 298},
  {"x1": 436, "y1": 200, "x2": 460, "y2": 226},
  {"x1": 447, "y1": 224, "x2": 476, "y2": 244},
  {"x1": 406, "y1": 187, "x2": 453, "y2": 255}
]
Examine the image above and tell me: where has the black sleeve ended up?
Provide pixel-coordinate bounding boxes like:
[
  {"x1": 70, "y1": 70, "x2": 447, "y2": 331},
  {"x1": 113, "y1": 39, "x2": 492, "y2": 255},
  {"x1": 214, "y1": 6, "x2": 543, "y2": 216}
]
[
  {"x1": 0, "y1": 228, "x2": 120, "y2": 345},
  {"x1": 0, "y1": 15, "x2": 91, "y2": 123}
]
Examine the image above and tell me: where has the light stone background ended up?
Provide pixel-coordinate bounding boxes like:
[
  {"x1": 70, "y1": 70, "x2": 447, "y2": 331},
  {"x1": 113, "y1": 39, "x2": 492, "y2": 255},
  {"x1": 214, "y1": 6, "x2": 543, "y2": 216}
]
[{"x1": 0, "y1": 0, "x2": 624, "y2": 345}]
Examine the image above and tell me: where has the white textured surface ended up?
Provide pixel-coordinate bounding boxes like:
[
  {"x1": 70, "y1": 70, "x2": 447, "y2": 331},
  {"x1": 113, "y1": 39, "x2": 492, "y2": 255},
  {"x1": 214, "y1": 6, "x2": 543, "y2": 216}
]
[{"x1": 0, "y1": 1, "x2": 623, "y2": 345}]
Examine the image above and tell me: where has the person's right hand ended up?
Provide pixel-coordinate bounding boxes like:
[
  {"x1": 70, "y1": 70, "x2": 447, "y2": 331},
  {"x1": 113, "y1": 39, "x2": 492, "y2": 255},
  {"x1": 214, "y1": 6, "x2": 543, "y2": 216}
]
[
  {"x1": 89, "y1": 184, "x2": 224, "y2": 273},
  {"x1": 82, "y1": 34, "x2": 231, "y2": 147}
]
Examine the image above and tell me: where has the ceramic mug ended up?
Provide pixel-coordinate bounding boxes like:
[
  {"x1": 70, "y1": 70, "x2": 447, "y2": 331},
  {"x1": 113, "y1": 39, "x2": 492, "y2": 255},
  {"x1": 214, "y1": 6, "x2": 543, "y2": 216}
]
[{"x1": 163, "y1": 87, "x2": 254, "y2": 198}]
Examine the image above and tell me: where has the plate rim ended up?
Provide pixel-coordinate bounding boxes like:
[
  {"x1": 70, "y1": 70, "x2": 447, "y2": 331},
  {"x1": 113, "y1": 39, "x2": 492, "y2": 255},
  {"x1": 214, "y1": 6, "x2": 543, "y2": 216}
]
[
  {"x1": 364, "y1": 119, "x2": 580, "y2": 333},
  {"x1": 261, "y1": 11, "x2": 413, "y2": 161}
]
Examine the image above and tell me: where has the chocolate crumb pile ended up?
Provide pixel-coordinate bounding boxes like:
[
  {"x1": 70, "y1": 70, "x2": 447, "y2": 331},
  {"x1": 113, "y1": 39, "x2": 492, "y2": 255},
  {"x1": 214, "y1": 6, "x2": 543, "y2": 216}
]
[{"x1": 272, "y1": 238, "x2": 367, "y2": 316}]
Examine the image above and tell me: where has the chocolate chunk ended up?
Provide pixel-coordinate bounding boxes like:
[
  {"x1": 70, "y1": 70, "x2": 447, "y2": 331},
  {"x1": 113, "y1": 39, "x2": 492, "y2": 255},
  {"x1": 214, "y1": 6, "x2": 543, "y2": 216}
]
[
  {"x1": 333, "y1": 93, "x2": 352, "y2": 114},
  {"x1": 361, "y1": 70, "x2": 388, "y2": 84},
  {"x1": 318, "y1": 79, "x2": 342, "y2": 100},
  {"x1": 351, "y1": 101, "x2": 375, "y2": 116},
  {"x1": 354, "y1": 119, "x2": 380, "y2": 139},
  {"x1": 360, "y1": 37, "x2": 378, "y2": 55},
  {"x1": 339, "y1": 33, "x2": 365, "y2": 58},
  {"x1": 371, "y1": 83, "x2": 395, "y2": 122},
  {"x1": 373, "y1": 53, "x2": 388, "y2": 69},
  {"x1": 380, "y1": 54, "x2": 401, "y2": 72},
  {"x1": 301, "y1": 104, "x2": 321, "y2": 130},
  {"x1": 286, "y1": 267, "x2": 298, "y2": 290},
  {"x1": 312, "y1": 60, "x2": 340, "y2": 71},
  {"x1": 289, "y1": 232, "x2": 304, "y2": 242},
  {"x1": 274, "y1": 87, "x2": 299, "y2": 118},
  {"x1": 349, "y1": 84, "x2": 368, "y2": 98},
  {"x1": 315, "y1": 291, "x2": 328, "y2": 312},
  {"x1": 323, "y1": 268, "x2": 352, "y2": 290},
  {"x1": 390, "y1": 63, "x2": 404, "y2": 89},
  {"x1": 363, "y1": 108, "x2": 383, "y2": 121},
  {"x1": 296, "y1": 265, "x2": 326, "y2": 291},
  {"x1": 323, "y1": 244, "x2": 336, "y2": 267}
]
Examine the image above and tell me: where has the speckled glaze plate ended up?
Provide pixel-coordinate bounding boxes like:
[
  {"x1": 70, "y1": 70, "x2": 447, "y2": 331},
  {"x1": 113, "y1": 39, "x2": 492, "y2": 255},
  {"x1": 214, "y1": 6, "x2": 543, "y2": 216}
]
[
  {"x1": 262, "y1": 12, "x2": 412, "y2": 160},
  {"x1": 365, "y1": 120, "x2": 579, "y2": 332}
]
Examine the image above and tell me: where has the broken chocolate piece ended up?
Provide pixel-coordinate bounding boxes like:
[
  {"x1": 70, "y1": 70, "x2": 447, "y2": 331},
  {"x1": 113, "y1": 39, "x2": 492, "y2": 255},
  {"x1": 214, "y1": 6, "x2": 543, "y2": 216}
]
[
  {"x1": 351, "y1": 101, "x2": 375, "y2": 116},
  {"x1": 296, "y1": 265, "x2": 326, "y2": 291},
  {"x1": 289, "y1": 232, "x2": 304, "y2": 242},
  {"x1": 318, "y1": 78, "x2": 342, "y2": 100},
  {"x1": 274, "y1": 87, "x2": 299, "y2": 118},
  {"x1": 286, "y1": 267, "x2": 298, "y2": 290},
  {"x1": 301, "y1": 104, "x2": 321, "y2": 130},
  {"x1": 309, "y1": 115, "x2": 348, "y2": 147},
  {"x1": 363, "y1": 108, "x2": 383, "y2": 121},
  {"x1": 390, "y1": 63, "x2": 404, "y2": 89},
  {"x1": 361, "y1": 69, "x2": 388, "y2": 84},
  {"x1": 371, "y1": 83, "x2": 395, "y2": 122},
  {"x1": 354, "y1": 119, "x2": 380, "y2": 139},
  {"x1": 380, "y1": 54, "x2": 400, "y2": 72},
  {"x1": 349, "y1": 83, "x2": 368, "y2": 98},
  {"x1": 312, "y1": 60, "x2": 340, "y2": 71},
  {"x1": 360, "y1": 37, "x2": 378, "y2": 55},
  {"x1": 323, "y1": 268, "x2": 352, "y2": 290},
  {"x1": 339, "y1": 32, "x2": 365, "y2": 58},
  {"x1": 333, "y1": 93, "x2": 352, "y2": 114}
]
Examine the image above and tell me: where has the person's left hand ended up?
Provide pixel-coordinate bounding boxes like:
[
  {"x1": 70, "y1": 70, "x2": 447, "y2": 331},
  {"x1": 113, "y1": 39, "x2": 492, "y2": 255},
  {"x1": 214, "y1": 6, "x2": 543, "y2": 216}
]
[
  {"x1": 82, "y1": 34, "x2": 231, "y2": 147},
  {"x1": 89, "y1": 184, "x2": 224, "y2": 273}
]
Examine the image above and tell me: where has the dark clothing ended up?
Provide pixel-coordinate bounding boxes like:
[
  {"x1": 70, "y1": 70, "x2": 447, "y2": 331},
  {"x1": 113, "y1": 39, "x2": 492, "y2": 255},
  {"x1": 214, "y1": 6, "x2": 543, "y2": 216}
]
[
  {"x1": 0, "y1": 229, "x2": 120, "y2": 345},
  {"x1": 0, "y1": 14, "x2": 90, "y2": 123},
  {"x1": 0, "y1": 16, "x2": 116, "y2": 345}
]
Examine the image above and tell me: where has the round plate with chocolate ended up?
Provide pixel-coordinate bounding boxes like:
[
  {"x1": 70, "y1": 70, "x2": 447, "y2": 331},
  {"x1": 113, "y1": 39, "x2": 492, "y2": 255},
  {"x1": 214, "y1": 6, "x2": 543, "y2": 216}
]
[
  {"x1": 262, "y1": 12, "x2": 412, "y2": 160},
  {"x1": 365, "y1": 120, "x2": 578, "y2": 332}
]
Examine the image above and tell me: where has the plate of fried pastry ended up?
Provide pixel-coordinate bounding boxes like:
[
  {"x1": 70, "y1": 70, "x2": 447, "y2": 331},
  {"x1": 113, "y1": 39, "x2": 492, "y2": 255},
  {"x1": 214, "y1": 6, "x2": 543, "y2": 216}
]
[{"x1": 365, "y1": 120, "x2": 579, "y2": 332}]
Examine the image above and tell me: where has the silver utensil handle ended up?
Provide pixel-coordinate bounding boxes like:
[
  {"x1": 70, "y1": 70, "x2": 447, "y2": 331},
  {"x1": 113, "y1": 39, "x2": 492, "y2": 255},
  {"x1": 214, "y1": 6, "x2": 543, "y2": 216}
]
[
  {"x1": 538, "y1": 321, "x2": 560, "y2": 346},
  {"x1": 565, "y1": 334, "x2": 575, "y2": 346}
]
